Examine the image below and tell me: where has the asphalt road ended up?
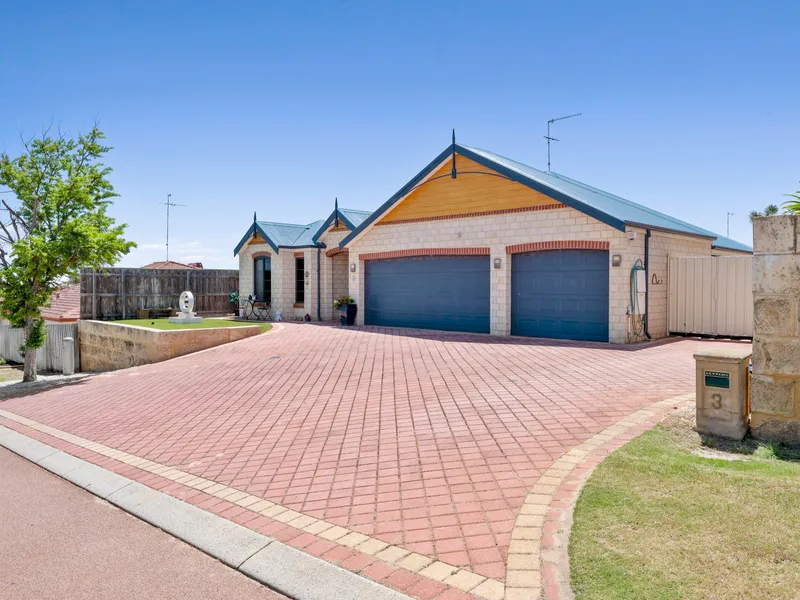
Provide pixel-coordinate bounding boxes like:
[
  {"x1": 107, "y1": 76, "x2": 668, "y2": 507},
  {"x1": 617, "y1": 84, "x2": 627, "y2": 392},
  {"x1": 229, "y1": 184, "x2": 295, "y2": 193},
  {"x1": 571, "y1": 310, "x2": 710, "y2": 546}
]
[{"x1": 0, "y1": 447, "x2": 288, "y2": 600}]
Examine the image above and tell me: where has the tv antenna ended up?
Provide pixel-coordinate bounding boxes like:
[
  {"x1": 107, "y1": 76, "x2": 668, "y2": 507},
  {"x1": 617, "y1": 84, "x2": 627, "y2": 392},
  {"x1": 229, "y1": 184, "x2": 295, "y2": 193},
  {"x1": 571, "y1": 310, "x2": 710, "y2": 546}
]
[
  {"x1": 545, "y1": 112, "x2": 582, "y2": 171},
  {"x1": 727, "y1": 212, "x2": 734, "y2": 238},
  {"x1": 160, "y1": 193, "x2": 186, "y2": 261}
]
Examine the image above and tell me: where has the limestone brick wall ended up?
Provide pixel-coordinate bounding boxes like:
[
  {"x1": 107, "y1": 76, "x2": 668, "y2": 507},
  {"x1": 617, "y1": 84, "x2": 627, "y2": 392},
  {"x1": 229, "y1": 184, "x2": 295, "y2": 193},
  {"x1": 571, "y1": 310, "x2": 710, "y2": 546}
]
[
  {"x1": 319, "y1": 229, "x2": 351, "y2": 321},
  {"x1": 346, "y1": 207, "x2": 647, "y2": 343},
  {"x1": 238, "y1": 242, "x2": 281, "y2": 303},
  {"x1": 646, "y1": 231, "x2": 714, "y2": 338},
  {"x1": 751, "y1": 215, "x2": 800, "y2": 442},
  {"x1": 80, "y1": 320, "x2": 260, "y2": 372}
]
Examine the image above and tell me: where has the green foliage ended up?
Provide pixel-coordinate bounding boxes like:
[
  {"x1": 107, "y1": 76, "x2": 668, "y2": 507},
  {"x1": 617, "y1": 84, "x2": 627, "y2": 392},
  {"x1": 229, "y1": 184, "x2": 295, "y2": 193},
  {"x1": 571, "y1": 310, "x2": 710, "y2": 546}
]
[
  {"x1": 749, "y1": 203, "x2": 780, "y2": 222},
  {"x1": 229, "y1": 291, "x2": 240, "y2": 304},
  {"x1": 0, "y1": 127, "x2": 135, "y2": 357},
  {"x1": 333, "y1": 295, "x2": 355, "y2": 309},
  {"x1": 783, "y1": 183, "x2": 800, "y2": 214}
]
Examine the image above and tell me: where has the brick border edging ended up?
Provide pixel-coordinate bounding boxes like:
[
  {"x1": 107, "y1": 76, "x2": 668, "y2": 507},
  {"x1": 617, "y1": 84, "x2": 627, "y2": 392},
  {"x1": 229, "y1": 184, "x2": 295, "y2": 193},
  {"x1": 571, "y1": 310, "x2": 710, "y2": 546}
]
[
  {"x1": 503, "y1": 393, "x2": 695, "y2": 600},
  {"x1": 0, "y1": 408, "x2": 496, "y2": 600},
  {"x1": 0, "y1": 424, "x2": 412, "y2": 600}
]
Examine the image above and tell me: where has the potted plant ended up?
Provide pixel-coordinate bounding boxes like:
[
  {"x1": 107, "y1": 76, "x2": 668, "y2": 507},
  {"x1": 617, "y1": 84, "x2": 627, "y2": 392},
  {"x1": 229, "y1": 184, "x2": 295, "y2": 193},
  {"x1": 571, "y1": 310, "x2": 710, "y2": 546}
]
[
  {"x1": 229, "y1": 291, "x2": 240, "y2": 317},
  {"x1": 333, "y1": 295, "x2": 357, "y2": 326}
]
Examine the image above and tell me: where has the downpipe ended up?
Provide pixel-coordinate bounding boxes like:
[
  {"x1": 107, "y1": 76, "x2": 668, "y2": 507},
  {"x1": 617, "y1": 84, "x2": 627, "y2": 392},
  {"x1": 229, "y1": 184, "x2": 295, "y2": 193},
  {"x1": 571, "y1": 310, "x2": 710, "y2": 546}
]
[{"x1": 644, "y1": 229, "x2": 652, "y2": 340}]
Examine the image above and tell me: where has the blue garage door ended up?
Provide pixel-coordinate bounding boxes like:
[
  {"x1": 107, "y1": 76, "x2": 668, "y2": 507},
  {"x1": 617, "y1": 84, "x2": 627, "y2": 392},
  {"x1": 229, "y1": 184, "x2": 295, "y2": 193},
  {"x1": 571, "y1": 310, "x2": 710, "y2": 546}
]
[
  {"x1": 511, "y1": 250, "x2": 609, "y2": 341},
  {"x1": 365, "y1": 256, "x2": 490, "y2": 333}
]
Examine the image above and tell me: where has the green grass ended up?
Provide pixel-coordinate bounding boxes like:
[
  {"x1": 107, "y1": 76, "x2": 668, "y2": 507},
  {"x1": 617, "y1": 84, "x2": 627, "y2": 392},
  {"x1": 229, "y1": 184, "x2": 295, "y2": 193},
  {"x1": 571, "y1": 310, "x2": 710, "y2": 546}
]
[
  {"x1": 570, "y1": 411, "x2": 800, "y2": 600},
  {"x1": 114, "y1": 318, "x2": 272, "y2": 334}
]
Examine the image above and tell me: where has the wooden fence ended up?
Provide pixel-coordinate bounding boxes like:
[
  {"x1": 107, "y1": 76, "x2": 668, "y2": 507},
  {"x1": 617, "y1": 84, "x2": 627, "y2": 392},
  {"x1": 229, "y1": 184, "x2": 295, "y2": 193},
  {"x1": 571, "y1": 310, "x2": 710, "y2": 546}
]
[
  {"x1": 0, "y1": 322, "x2": 80, "y2": 373},
  {"x1": 80, "y1": 268, "x2": 239, "y2": 320}
]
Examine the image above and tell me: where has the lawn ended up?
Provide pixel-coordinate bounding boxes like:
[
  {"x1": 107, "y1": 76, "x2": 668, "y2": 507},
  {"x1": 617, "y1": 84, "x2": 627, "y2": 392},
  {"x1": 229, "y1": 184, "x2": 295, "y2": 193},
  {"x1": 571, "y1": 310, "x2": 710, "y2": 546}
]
[
  {"x1": 114, "y1": 318, "x2": 272, "y2": 334},
  {"x1": 570, "y1": 409, "x2": 800, "y2": 600}
]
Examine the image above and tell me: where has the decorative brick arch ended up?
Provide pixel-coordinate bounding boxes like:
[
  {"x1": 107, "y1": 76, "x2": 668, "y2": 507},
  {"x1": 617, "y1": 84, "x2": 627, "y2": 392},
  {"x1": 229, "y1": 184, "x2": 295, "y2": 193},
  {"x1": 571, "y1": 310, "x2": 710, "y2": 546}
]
[
  {"x1": 251, "y1": 251, "x2": 272, "y2": 259},
  {"x1": 326, "y1": 248, "x2": 347, "y2": 257},
  {"x1": 506, "y1": 240, "x2": 609, "y2": 254},
  {"x1": 359, "y1": 247, "x2": 490, "y2": 261}
]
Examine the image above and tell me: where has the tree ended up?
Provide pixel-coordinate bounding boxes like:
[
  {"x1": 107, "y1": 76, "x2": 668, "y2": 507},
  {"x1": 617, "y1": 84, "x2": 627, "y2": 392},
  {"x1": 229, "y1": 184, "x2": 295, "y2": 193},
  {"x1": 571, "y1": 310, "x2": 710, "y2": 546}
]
[
  {"x1": 783, "y1": 183, "x2": 800, "y2": 214},
  {"x1": 749, "y1": 204, "x2": 780, "y2": 222},
  {"x1": 0, "y1": 127, "x2": 135, "y2": 381}
]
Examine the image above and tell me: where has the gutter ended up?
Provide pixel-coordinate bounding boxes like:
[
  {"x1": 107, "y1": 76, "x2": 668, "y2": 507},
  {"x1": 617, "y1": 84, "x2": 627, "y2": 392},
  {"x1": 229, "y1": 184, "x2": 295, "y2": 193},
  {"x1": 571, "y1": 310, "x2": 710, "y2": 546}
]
[{"x1": 644, "y1": 229, "x2": 652, "y2": 340}]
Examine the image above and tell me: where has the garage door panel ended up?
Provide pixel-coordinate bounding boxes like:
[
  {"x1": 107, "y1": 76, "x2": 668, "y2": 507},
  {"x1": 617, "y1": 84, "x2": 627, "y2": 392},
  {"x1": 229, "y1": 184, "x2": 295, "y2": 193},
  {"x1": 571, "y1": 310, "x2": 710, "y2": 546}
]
[
  {"x1": 512, "y1": 250, "x2": 609, "y2": 342},
  {"x1": 365, "y1": 256, "x2": 490, "y2": 333}
]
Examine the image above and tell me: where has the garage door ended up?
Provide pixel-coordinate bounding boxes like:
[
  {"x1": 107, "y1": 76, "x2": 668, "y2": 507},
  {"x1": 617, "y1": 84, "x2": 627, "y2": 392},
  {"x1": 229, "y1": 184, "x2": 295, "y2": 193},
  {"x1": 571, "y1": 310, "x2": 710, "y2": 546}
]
[
  {"x1": 511, "y1": 250, "x2": 609, "y2": 341},
  {"x1": 365, "y1": 256, "x2": 490, "y2": 333}
]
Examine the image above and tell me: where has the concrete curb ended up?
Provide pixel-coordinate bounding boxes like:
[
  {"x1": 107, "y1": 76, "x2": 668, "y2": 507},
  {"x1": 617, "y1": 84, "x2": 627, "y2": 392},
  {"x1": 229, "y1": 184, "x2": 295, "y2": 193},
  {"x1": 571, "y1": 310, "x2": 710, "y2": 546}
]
[{"x1": 0, "y1": 425, "x2": 410, "y2": 600}]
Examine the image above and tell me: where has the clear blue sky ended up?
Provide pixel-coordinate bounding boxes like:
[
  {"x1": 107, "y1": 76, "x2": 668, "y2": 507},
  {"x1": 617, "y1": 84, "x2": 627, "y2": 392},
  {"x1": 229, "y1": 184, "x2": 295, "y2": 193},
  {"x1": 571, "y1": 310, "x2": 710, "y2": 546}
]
[{"x1": 2, "y1": 1, "x2": 798, "y2": 268}]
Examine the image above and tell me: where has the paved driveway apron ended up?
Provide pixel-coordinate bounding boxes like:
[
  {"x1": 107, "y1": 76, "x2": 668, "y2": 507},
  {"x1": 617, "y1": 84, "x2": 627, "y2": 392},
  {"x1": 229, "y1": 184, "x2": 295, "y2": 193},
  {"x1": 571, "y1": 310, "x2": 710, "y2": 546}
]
[{"x1": 0, "y1": 324, "x2": 741, "y2": 598}]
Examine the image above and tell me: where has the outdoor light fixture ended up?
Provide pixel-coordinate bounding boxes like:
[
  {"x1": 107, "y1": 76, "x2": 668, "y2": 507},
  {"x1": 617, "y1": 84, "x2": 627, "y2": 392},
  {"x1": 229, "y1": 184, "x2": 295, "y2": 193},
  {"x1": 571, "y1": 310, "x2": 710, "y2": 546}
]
[
  {"x1": 350, "y1": 263, "x2": 356, "y2": 273},
  {"x1": 612, "y1": 254, "x2": 622, "y2": 267},
  {"x1": 493, "y1": 258, "x2": 502, "y2": 269}
]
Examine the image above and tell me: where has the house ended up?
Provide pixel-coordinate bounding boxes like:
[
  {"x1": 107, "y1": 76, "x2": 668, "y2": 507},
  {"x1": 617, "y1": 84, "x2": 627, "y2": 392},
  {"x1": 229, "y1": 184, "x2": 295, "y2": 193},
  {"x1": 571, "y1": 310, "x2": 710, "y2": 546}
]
[
  {"x1": 40, "y1": 283, "x2": 81, "y2": 323},
  {"x1": 141, "y1": 260, "x2": 203, "y2": 269},
  {"x1": 234, "y1": 142, "x2": 751, "y2": 343},
  {"x1": 234, "y1": 203, "x2": 372, "y2": 321}
]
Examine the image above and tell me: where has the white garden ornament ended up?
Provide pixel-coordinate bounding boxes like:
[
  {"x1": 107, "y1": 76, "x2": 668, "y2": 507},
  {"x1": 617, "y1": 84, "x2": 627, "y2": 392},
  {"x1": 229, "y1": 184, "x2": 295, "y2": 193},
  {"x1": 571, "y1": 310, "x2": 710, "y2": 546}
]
[{"x1": 168, "y1": 291, "x2": 204, "y2": 324}]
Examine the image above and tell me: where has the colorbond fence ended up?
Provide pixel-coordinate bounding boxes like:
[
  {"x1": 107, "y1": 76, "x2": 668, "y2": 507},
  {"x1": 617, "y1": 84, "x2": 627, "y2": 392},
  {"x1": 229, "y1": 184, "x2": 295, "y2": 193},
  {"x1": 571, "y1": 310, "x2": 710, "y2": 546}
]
[
  {"x1": 668, "y1": 255, "x2": 753, "y2": 338},
  {"x1": 0, "y1": 321, "x2": 80, "y2": 373},
  {"x1": 80, "y1": 268, "x2": 239, "y2": 320}
]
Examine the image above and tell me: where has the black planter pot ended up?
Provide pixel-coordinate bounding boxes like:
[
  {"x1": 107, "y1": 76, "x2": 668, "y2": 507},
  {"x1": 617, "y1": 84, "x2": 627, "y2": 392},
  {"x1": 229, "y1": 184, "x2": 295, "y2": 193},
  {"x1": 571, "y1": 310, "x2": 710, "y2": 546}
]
[{"x1": 346, "y1": 304, "x2": 357, "y2": 326}]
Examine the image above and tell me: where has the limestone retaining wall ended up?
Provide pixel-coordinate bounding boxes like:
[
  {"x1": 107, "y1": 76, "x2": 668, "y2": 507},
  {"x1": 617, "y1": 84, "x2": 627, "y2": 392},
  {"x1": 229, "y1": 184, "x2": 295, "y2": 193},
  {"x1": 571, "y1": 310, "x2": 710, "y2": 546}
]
[
  {"x1": 80, "y1": 320, "x2": 261, "y2": 373},
  {"x1": 751, "y1": 215, "x2": 800, "y2": 442}
]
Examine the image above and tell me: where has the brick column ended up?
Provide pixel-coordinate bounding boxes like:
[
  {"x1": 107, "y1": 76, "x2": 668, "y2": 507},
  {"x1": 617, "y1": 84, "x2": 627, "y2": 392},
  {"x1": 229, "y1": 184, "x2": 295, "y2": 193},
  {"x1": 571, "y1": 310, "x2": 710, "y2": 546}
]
[
  {"x1": 490, "y1": 246, "x2": 510, "y2": 336},
  {"x1": 751, "y1": 215, "x2": 800, "y2": 442}
]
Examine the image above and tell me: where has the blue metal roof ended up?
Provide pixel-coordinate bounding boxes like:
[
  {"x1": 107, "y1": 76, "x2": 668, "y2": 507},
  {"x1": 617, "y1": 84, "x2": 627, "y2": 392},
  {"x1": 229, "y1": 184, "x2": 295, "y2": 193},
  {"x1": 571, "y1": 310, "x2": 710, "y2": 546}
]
[
  {"x1": 339, "y1": 143, "x2": 752, "y2": 253},
  {"x1": 234, "y1": 208, "x2": 371, "y2": 255},
  {"x1": 710, "y1": 234, "x2": 753, "y2": 253}
]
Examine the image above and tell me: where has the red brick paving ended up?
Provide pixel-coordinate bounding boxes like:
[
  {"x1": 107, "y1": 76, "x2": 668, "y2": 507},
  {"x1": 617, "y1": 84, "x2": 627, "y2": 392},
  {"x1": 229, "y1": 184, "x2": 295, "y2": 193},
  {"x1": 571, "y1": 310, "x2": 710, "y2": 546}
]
[{"x1": 0, "y1": 324, "x2": 743, "y2": 583}]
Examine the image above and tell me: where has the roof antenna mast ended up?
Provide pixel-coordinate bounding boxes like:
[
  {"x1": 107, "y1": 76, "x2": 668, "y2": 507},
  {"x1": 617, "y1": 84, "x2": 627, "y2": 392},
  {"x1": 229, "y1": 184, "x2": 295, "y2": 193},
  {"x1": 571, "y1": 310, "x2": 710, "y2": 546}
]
[
  {"x1": 545, "y1": 113, "x2": 582, "y2": 172},
  {"x1": 160, "y1": 193, "x2": 186, "y2": 261}
]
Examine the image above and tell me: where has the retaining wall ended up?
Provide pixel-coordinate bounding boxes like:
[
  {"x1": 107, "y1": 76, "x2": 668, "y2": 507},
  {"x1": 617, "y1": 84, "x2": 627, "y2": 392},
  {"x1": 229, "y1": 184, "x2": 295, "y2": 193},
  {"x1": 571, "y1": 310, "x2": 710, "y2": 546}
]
[{"x1": 80, "y1": 320, "x2": 260, "y2": 373}]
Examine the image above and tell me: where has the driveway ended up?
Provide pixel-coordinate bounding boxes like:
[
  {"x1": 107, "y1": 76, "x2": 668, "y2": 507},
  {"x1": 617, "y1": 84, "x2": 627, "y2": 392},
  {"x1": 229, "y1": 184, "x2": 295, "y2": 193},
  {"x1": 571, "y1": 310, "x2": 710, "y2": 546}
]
[{"x1": 0, "y1": 324, "x2": 745, "y2": 599}]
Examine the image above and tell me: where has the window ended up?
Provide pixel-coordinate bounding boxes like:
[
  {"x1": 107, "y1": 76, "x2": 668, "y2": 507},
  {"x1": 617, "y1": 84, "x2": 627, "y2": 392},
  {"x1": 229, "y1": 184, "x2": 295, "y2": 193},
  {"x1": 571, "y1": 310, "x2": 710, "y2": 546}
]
[
  {"x1": 295, "y1": 257, "x2": 305, "y2": 304},
  {"x1": 253, "y1": 256, "x2": 271, "y2": 303}
]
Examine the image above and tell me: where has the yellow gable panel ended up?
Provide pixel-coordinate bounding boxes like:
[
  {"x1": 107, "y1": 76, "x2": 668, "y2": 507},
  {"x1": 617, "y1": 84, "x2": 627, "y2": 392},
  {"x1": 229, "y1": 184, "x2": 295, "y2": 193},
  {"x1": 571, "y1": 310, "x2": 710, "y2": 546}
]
[
  {"x1": 247, "y1": 233, "x2": 267, "y2": 245},
  {"x1": 379, "y1": 154, "x2": 561, "y2": 224}
]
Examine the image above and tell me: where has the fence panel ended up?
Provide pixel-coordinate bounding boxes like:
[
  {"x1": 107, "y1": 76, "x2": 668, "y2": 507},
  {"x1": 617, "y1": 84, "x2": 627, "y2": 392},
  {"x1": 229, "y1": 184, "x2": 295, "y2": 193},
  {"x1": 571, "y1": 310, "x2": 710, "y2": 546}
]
[
  {"x1": 80, "y1": 268, "x2": 239, "y2": 320},
  {"x1": 0, "y1": 322, "x2": 80, "y2": 373},
  {"x1": 668, "y1": 255, "x2": 753, "y2": 337}
]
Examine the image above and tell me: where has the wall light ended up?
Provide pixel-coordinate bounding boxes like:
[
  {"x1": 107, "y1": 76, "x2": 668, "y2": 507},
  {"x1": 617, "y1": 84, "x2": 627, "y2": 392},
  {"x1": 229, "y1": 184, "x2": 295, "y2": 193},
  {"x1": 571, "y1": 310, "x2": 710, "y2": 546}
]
[
  {"x1": 350, "y1": 263, "x2": 356, "y2": 273},
  {"x1": 493, "y1": 258, "x2": 502, "y2": 270},
  {"x1": 612, "y1": 254, "x2": 622, "y2": 267}
]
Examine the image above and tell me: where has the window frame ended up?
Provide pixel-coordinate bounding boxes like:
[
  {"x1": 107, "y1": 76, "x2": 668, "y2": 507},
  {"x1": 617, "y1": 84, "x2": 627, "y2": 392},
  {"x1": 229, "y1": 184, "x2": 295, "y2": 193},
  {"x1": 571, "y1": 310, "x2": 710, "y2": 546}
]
[
  {"x1": 295, "y1": 256, "x2": 305, "y2": 304},
  {"x1": 253, "y1": 255, "x2": 272, "y2": 303}
]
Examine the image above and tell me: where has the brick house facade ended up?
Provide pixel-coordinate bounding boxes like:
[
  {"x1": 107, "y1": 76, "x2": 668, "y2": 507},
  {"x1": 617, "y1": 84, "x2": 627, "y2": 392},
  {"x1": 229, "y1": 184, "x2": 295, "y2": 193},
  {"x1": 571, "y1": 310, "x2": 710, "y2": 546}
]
[{"x1": 235, "y1": 142, "x2": 751, "y2": 343}]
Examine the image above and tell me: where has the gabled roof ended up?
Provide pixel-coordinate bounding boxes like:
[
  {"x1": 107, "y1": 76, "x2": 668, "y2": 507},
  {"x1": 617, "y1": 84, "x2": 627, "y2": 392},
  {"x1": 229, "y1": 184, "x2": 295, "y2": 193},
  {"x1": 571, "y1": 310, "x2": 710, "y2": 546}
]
[
  {"x1": 233, "y1": 208, "x2": 369, "y2": 256},
  {"x1": 339, "y1": 143, "x2": 753, "y2": 253},
  {"x1": 311, "y1": 208, "x2": 373, "y2": 242}
]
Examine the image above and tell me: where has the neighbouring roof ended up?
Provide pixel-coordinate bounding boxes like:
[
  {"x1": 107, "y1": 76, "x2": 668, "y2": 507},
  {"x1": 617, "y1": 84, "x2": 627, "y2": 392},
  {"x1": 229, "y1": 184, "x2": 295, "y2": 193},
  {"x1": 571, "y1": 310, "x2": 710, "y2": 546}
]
[
  {"x1": 339, "y1": 143, "x2": 753, "y2": 253},
  {"x1": 234, "y1": 207, "x2": 372, "y2": 255},
  {"x1": 142, "y1": 260, "x2": 203, "y2": 269},
  {"x1": 40, "y1": 283, "x2": 80, "y2": 322}
]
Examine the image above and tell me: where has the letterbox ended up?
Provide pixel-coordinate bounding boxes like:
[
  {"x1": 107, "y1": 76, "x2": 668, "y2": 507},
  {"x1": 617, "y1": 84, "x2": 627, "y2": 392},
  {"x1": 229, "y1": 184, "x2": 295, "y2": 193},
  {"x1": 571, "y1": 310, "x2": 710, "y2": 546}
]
[{"x1": 694, "y1": 347, "x2": 752, "y2": 440}]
